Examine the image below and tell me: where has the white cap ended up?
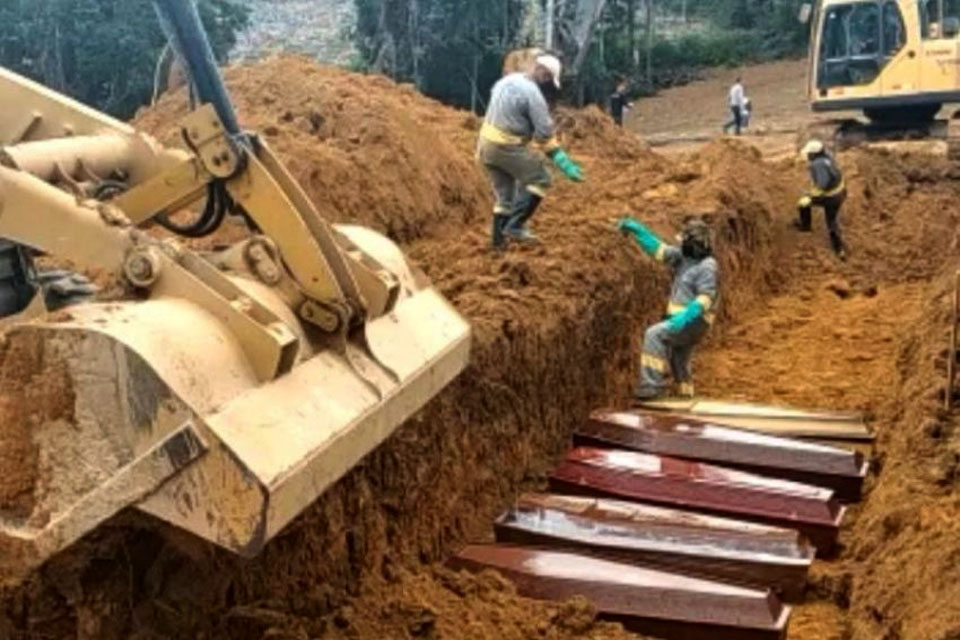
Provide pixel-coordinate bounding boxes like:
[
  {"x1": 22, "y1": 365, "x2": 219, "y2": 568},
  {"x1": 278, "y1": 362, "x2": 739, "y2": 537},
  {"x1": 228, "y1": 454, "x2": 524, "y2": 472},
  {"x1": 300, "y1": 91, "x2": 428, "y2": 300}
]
[
  {"x1": 800, "y1": 139, "x2": 824, "y2": 160},
  {"x1": 536, "y1": 54, "x2": 563, "y2": 89}
]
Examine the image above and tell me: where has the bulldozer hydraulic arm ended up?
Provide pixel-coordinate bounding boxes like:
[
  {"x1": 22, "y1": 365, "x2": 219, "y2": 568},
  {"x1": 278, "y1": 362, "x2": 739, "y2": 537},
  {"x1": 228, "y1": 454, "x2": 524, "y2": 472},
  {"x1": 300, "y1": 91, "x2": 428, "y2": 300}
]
[{"x1": 0, "y1": 0, "x2": 471, "y2": 584}]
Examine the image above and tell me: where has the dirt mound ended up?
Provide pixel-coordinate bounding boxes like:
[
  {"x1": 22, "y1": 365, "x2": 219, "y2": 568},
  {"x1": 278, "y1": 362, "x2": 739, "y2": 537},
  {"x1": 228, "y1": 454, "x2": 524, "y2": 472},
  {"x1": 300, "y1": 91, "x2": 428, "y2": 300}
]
[
  {"x1": 842, "y1": 268, "x2": 960, "y2": 640},
  {"x1": 137, "y1": 56, "x2": 490, "y2": 244},
  {"x1": 241, "y1": 566, "x2": 639, "y2": 640},
  {"x1": 556, "y1": 106, "x2": 653, "y2": 164},
  {"x1": 3, "y1": 58, "x2": 800, "y2": 640}
]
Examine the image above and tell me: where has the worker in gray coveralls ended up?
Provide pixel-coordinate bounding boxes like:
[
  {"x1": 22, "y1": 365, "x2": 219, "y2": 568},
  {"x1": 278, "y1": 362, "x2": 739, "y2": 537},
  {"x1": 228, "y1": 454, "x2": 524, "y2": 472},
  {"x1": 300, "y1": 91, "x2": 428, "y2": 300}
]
[
  {"x1": 617, "y1": 215, "x2": 720, "y2": 400},
  {"x1": 477, "y1": 53, "x2": 584, "y2": 250}
]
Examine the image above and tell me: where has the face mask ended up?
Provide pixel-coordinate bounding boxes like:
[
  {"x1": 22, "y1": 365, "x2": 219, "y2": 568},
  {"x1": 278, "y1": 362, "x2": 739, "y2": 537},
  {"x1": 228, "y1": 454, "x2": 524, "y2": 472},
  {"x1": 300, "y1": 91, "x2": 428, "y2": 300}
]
[{"x1": 681, "y1": 228, "x2": 711, "y2": 259}]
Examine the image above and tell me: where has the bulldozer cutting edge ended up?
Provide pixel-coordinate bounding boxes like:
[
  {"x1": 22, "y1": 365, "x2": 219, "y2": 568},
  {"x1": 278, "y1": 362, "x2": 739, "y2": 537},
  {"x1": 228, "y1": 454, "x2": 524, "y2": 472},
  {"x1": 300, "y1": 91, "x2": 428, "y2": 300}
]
[{"x1": 0, "y1": 31, "x2": 470, "y2": 582}]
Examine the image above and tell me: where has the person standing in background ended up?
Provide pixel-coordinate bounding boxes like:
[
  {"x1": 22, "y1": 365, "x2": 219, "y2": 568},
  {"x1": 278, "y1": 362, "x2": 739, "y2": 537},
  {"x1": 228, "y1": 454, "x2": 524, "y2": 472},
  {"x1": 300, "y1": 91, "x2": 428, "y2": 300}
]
[
  {"x1": 610, "y1": 77, "x2": 633, "y2": 127},
  {"x1": 723, "y1": 77, "x2": 746, "y2": 136}
]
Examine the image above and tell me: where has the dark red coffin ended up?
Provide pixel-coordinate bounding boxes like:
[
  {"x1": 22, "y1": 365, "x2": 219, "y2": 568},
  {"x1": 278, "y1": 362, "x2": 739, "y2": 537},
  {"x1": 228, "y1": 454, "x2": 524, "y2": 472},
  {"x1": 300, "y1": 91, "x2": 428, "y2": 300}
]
[
  {"x1": 495, "y1": 493, "x2": 814, "y2": 601},
  {"x1": 450, "y1": 544, "x2": 791, "y2": 640},
  {"x1": 549, "y1": 447, "x2": 845, "y2": 552},
  {"x1": 576, "y1": 409, "x2": 869, "y2": 501}
]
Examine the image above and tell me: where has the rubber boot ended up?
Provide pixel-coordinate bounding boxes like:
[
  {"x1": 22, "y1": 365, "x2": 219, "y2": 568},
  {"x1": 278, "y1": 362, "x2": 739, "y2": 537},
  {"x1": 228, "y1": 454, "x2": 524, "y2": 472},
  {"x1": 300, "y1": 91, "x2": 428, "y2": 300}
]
[
  {"x1": 794, "y1": 206, "x2": 813, "y2": 232},
  {"x1": 675, "y1": 381, "x2": 695, "y2": 399},
  {"x1": 504, "y1": 192, "x2": 543, "y2": 243},
  {"x1": 830, "y1": 232, "x2": 847, "y2": 261},
  {"x1": 491, "y1": 213, "x2": 510, "y2": 251}
]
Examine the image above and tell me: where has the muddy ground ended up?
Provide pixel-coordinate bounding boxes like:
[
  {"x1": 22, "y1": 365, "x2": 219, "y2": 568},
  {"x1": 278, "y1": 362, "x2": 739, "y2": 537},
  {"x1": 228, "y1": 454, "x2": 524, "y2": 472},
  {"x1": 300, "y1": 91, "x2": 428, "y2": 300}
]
[{"x1": 2, "y1": 57, "x2": 960, "y2": 640}]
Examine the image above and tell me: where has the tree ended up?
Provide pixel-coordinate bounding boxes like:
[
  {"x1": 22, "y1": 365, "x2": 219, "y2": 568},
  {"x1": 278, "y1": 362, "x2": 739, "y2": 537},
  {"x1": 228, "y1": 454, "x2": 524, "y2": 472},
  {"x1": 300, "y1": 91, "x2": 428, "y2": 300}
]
[
  {"x1": 0, "y1": 0, "x2": 249, "y2": 119},
  {"x1": 352, "y1": 0, "x2": 809, "y2": 111},
  {"x1": 354, "y1": 0, "x2": 527, "y2": 109}
]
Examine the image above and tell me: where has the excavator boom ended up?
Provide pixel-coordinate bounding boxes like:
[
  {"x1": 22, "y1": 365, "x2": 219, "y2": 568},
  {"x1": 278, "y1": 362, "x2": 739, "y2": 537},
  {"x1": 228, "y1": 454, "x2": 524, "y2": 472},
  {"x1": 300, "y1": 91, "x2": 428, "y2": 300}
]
[{"x1": 0, "y1": 0, "x2": 470, "y2": 583}]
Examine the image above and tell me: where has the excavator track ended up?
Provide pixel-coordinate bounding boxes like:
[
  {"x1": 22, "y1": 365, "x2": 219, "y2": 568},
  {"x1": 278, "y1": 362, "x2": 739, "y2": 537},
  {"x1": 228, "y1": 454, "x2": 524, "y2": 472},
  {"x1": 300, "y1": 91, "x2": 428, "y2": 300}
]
[{"x1": 798, "y1": 117, "x2": 954, "y2": 156}]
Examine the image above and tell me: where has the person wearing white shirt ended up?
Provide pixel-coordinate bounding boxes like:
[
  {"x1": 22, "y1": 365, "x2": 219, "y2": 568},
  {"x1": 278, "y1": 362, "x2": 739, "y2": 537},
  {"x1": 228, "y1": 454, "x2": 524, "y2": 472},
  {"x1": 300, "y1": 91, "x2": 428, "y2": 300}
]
[{"x1": 723, "y1": 77, "x2": 746, "y2": 136}]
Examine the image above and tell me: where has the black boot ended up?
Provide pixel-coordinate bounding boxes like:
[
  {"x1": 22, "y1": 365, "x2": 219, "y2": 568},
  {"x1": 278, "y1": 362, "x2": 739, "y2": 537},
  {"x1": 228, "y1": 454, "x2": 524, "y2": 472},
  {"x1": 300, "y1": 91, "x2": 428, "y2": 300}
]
[
  {"x1": 794, "y1": 206, "x2": 813, "y2": 232},
  {"x1": 504, "y1": 192, "x2": 543, "y2": 243},
  {"x1": 491, "y1": 213, "x2": 510, "y2": 251},
  {"x1": 830, "y1": 232, "x2": 847, "y2": 260}
]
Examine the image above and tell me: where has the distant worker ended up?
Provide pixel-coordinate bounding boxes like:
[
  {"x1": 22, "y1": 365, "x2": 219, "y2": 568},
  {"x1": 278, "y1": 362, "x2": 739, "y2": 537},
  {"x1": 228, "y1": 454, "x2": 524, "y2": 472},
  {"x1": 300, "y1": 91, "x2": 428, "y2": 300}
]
[
  {"x1": 477, "y1": 54, "x2": 585, "y2": 250},
  {"x1": 617, "y1": 215, "x2": 719, "y2": 400},
  {"x1": 723, "y1": 77, "x2": 747, "y2": 136},
  {"x1": 797, "y1": 139, "x2": 847, "y2": 260},
  {"x1": 610, "y1": 77, "x2": 633, "y2": 127},
  {"x1": 742, "y1": 97, "x2": 753, "y2": 130}
]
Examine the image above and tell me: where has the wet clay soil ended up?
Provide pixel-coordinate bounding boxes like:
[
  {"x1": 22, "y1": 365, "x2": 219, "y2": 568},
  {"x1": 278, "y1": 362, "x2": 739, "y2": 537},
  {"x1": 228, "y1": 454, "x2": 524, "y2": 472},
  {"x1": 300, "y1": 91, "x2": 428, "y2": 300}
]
[{"x1": 3, "y1": 58, "x2": 960, "y2": 640}]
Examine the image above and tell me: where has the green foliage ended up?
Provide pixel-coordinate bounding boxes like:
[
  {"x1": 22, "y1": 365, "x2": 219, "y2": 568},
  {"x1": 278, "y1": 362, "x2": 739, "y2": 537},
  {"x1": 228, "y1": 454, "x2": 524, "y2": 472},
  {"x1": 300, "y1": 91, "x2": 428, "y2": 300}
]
[
  {"x1": 353, "y1": 0, "x2": 527, "y2": 110},
  {"x1": 353, "y1": 0, "x2": 809, "y2": 110},
  {"x1": 0, "y1": 0, "x2": 249, "y2": 119},
  {"x1": 590, "y1": 0, "x2": 808, "y2": 104}
]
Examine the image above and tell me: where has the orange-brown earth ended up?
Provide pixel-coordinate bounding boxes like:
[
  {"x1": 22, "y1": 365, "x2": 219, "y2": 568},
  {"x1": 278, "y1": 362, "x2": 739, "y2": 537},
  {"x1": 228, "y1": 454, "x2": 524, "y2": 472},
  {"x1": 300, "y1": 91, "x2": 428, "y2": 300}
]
[{"x1": 2, "y1": 57, "x2": 960, "y2": 640}]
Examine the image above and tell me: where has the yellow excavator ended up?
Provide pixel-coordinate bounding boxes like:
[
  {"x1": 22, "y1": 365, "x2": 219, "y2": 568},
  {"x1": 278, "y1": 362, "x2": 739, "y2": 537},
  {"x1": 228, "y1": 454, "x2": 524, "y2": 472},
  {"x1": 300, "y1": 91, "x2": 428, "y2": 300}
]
[
  {"x1": 0, "y1": 0, "x2": 470, "y2": 583},
  {"x1": 803, "y1": 0, "x2": 960, "y2": 147}
]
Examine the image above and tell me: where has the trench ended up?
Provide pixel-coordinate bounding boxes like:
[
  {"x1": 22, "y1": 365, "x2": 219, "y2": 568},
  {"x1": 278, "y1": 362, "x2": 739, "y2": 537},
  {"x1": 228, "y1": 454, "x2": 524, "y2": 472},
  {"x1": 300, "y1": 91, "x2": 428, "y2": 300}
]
[{"x1": 3, "y1": 59, "x2": 960, "y2": 640}]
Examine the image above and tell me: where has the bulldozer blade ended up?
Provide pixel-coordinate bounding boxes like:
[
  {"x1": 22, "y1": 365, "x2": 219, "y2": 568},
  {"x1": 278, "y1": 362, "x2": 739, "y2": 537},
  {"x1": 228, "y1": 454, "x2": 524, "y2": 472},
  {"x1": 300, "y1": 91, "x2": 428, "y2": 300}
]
[
  {"x1": 0, "y1": 276, "x2": 469, "y2": 582},
  {"x1": 495, "y1": 493, "x2": 814, "y2": 601},
  {"x1": 633, "y1": 398, "x2": 873, "y2": 442},
  {"x1": 577, "y1": 410, "x2": 869, "y2": 502},
  {"x1": 450, "y1": 544, "x2": 792, "y2": 640},
  {"x1": 549, "y1": 448, "x2": 845, "y2": 553}
]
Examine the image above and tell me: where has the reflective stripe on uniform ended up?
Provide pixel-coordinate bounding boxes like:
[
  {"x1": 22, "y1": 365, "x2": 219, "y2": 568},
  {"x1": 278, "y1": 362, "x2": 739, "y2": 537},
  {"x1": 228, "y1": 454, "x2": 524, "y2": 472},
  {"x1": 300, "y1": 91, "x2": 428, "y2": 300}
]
[
  {"x1": 654, "y1": 244, "x2": 667, "y2": 262},
  {"x1": 677, "y1": 382, "x2": 695, "y2": 398},
  {"x1": 666, "y1": 300, "x2": 715, "y2": 325},
  {"x1": 695, "y1": 294, "x2": 713, "y2": 312},
  {"x1": 526, "y1": 183, "x2": 547, "y2": 197},
  {"x1": 798, "y1": 195, "x2": 812, "y2": 208},
  {"x1": 480, "y1": 122, "x2": 526, "y2": 145},
  {"x1": 809, "y1": 177, "x2": 846, "y2": 199},
  {"x1": 641, "y1": 353, "x2": 668, "y2": 372}
]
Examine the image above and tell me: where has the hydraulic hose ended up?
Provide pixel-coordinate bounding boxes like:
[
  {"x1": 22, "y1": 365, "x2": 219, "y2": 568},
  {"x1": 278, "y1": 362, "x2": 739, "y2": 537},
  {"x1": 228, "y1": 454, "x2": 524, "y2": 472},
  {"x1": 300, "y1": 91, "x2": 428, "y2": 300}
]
[
  {"x1": 156, "y1": 183, "x2": 231, "y2": 238},
  {"x1": 151, "y1": 0, "x2": 242, "y2": 137}
]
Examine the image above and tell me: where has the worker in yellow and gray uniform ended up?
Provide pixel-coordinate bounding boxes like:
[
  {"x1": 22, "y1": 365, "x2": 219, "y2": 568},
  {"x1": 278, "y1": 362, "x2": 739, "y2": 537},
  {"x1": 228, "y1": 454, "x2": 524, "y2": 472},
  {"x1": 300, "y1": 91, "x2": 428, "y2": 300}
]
[
  {"x1": 477, "y1": 54, "x2": 584, "y2": 250},
  {"x1": 617, "y1": 215, "x2": 719, "y2": 400},
  {"x1": 797, "y1": 139, "x2": 847, "y2": 260}
]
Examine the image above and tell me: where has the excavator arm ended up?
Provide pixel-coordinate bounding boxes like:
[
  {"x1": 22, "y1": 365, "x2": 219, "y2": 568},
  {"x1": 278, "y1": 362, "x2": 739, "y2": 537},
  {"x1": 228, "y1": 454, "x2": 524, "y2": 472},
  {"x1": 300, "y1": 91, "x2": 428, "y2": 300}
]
[{"x1": 0, "y1": 0, "x2": 470, "y2": 584}]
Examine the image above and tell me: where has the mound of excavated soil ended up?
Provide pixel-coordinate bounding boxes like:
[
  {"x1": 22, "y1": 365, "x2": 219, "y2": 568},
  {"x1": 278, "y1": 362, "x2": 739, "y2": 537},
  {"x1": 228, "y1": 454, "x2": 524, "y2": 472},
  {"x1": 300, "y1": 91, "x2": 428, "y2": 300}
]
[
  {"x1": 137, "y1": 57, "x2": 491, "y2": 245},
  {"x1": 2, "y1": 57, "x2": 802, "y2": 640}
]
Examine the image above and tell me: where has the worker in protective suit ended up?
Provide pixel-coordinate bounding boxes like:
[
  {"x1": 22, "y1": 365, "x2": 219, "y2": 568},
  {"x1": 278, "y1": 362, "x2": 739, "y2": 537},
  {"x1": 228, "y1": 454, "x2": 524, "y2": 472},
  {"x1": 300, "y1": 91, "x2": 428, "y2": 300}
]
[
  {"x1": 618, "y1": 215, "x2": 720, "y2": 400},
  {"x1": 478, "y1": 53, "x2": 584, "y2": 250},
  {"x1": 797, "y1": 139, "x2": 847, "y2": 260}
]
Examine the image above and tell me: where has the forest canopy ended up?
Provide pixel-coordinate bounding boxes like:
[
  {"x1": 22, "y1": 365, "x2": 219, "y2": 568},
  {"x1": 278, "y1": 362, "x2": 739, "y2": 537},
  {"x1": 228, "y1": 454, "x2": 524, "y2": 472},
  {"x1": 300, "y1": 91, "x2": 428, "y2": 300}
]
[
  {"x1": 352, "y1": 0, "x2": 810, "y2": 108},
  {"x1": 0, "y1": 0, "x2": 248, "y2": 118}
]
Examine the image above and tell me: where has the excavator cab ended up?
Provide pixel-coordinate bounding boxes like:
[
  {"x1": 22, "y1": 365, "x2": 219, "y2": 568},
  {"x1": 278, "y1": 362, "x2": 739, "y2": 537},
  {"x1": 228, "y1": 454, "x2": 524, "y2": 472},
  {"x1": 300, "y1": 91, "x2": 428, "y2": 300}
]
[
  {"x1": 806, "y1": 0, "x2": 960, "y2": 123},
  {"x1": 0, "y1": 0, "x2": 470, "y2": 584}
]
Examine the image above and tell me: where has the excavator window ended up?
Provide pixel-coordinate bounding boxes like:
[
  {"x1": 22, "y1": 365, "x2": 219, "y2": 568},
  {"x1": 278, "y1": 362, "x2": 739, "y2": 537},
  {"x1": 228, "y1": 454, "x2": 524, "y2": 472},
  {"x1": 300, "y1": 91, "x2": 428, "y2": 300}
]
[
  {"x1": 817, "y1": 1, "x2": 906, "y2": 89},
  {"x1": 921, "y1": 0, "x2": 960, "y2": 38},
  {"x1": 882, "y1": 1, "x2": 907, "y2": 56}
]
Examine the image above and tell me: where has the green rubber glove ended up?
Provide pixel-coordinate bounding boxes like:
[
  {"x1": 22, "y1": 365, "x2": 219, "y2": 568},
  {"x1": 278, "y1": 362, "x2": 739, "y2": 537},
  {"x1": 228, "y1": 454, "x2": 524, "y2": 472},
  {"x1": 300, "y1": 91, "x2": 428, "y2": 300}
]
[
  {"x1": 551, "y1": 149, "x2": 584, "y2": 182},
  {"x1": 617, "y1": 216, "x2": 662, "y2": 257},
  {"x1": 667, "y1": 300, "x2": 705, "y2": 333}
]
